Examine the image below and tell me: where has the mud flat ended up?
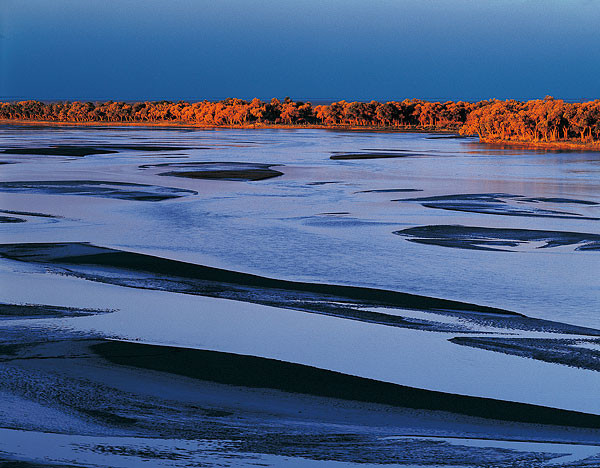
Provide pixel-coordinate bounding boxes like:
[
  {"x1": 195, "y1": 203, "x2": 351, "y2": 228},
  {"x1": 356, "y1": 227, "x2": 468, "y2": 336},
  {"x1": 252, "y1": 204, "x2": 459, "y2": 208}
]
[
  {"x1": 0, "y1": 209, "x2": 59, "y2": 219},
  {"x1": 0, "y1": 144, "x2": 195, "y2": 157},
  {"x1": 1, "y1": 338, "x2": 599, "y2": 467},
  {"x1": 395, "y1": 193, "x2": 600, "y2": 220},
  {"x1": 1, "y1": 304, "x2": 600, "y2": 468},
  {"x1": 0, "y1": 302, "x2": 111, "y2": 319},
  {"x1": 140, "y1": 161, "x2": 284, "y2": 181},
  {"x1": 0, "y1": 209, "x2": 60, "y2": 225},
  {"x1": 331, "y1": 152, "x2": 426, "y2": 160},
  {"x1": 0, "y1": 241, "x2": 524, "y2": 320},
  {"x1": 0, "y1": 181, "x2": 197, "y2": 201},
  {"x1": 91, "y1": 340, "x2": 600, "y2": 428},
  {"x1": 4, "y1": 242, "x2": 600, "y2": 340},
  {"x1": 3, "y1": 241, "x2": 600, "y2": 412},
  {"x1": 450, "y1": 336, "x2": 600, "y2": 371},
  {"x1": 0, "y1": 215, "x2": 25, "y2": 223},
  {"x1": 356, "y1": 188, "x2": 423, "y2": 193},
  {"x1": 395, "y1": 225, "x2": 600, "y2": 252}
]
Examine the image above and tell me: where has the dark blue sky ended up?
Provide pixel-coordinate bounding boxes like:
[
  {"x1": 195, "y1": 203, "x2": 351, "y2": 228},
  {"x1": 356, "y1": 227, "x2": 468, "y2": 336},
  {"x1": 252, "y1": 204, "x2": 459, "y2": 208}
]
[{"x1": 1, "y1": 0, "x2": 599, "y2": 102}]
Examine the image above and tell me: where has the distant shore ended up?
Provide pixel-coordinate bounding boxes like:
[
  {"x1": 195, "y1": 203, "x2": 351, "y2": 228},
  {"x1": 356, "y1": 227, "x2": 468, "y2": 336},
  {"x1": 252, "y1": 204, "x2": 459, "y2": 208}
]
[
  {"x1": 3, "y1": 119, "x2": 600, "y2": 151},
  {"x1": 0, "y1": 118, "x2": 459, "y2": 133}
]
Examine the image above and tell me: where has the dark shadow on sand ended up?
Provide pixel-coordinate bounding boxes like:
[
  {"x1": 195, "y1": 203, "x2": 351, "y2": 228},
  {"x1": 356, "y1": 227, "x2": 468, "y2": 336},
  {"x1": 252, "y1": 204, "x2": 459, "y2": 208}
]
[
  {"x1": 0, "y1": 147, "x2": 117, "y2": 157},
  {"x1": 92, "y1": 340, "x2": 600, "y2": 429},
  {"x1": 450, "y1": 337, "x2": 600, "y2": 372},
  {"x1": 140, "y1": 162, "x2": 284, "y2": 181},
  {"x1": 425, "y1": 135, "x2": 470, "y2": 140},
  {"x1": 0, "y1": 181, "x2": 197, "y2": 201},
  {"x1": 0, "y1": 303, "x2": 112, "y2": 320},
  {"x1": 0, "y1": 144, "x2": 196, "y2": 157},
  {"x1": 356, "y1": 188, "x2": 423, "y2": 194},
  {"x1": 3, "y1": 242, "x2": 599, "y2": 337},
  {"x1": 395, "y1": 193, "x2": 600, "y2": 220},
  {"x1": 331, "y1": 152, "x2": 425, "y2": 160},
  {"x1": 0, "y1": 209, "x2": 59, "y2": 219},
  {"x1": 0, "y1": 242, "x2": 518, "y2": 317},
  {"x1": 0, "y1": 216, "x2": 25, "y2": 223},
  {"x1": 394, "y1": 225, "x2": 600, "y2": 252}
]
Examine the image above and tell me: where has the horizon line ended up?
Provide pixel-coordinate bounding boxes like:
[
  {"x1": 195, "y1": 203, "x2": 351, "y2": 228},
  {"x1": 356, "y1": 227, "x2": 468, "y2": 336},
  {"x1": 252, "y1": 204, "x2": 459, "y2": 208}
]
[{"x1": 0, "y1": 96, "x2": 596, "y2": 104}]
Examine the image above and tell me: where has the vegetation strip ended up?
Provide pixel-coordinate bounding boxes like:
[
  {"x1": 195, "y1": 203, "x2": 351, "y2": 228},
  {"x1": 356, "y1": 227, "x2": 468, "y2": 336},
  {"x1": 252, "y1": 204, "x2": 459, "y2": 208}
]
[{"x1": 2, "y1": 97, "x2": 599, "y2": 148}]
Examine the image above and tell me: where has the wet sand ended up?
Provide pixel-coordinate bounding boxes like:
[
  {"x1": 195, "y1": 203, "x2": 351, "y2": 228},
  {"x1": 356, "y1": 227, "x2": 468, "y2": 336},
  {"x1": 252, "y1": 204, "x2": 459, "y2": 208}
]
[
  {"x1": 0, "y1": 242, "x2": 523, "y2": 318},
  {"x1": 1, "y1": 333, "x2": 600, "y2": 466},
  {"x1": 395, "y1": 193, "x2": 600, "y2": 221},
  {"x1": 0, "y1": 181, "x2": 197, "y2": 201},
  {"x1": 0, "y1": 216, "x2": 25, "y2": 223},
  {"x1": 395, "y1": 225, "x2": 600, "y2": 252},
  {"x1": 92, "y1": 340, "x2": 600, "y2": 428},
  {"x1": 0, "y1": 144, "x2": 195, "y2": 157},
  {"x1": 357, "y1": 188, "x2": 423, "y2": 193},
  {"x1": 140, "y1": 161, "x2": 284, "y2": 181},
  {"x1": 330, "y1": 152, "x2": 426, "y2": 160},
  {"x1": 450, "y1": 336, "x2": 600, "y2": 372},
  {"x1": 0, "y1": 303, "x2": 111, "y2": 319}
]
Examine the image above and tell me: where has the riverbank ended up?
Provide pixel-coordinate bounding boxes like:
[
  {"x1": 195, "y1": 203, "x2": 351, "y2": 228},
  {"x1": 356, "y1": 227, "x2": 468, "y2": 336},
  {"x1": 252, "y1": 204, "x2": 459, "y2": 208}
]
[{"x1": 477, "y1": 138, "x2": 600, "y2": 152}]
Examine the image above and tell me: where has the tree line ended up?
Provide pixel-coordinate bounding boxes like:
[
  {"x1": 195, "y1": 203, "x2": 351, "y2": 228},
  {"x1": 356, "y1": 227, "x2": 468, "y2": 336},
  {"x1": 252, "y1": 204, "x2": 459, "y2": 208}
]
[{"x1": 1, "y1": 96, "x2": 598, "y2": 143}]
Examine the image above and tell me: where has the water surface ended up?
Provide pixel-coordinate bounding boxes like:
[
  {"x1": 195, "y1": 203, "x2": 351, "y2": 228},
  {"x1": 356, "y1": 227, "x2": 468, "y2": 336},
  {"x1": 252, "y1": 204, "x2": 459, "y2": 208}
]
[
  {"x1": 1, "y1": 125, "x2": 599, "y2": 467},
  {"x1": 1, "y1": 126, "x2": 598, "y2": 326}
]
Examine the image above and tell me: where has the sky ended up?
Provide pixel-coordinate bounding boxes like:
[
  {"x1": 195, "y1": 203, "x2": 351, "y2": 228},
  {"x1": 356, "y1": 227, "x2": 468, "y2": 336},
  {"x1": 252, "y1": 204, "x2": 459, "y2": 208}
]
[{"x1": 1, "y1": 0, "x2": 599, "y2": 102}]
